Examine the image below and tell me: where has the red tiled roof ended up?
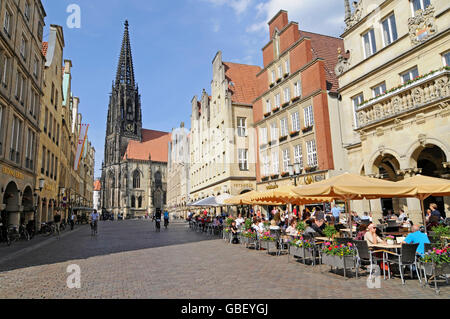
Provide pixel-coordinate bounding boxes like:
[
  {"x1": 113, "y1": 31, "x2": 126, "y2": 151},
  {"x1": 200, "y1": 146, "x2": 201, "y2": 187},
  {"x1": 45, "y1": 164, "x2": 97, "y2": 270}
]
[
  {"x1": 123, "y1": 129, "x2": 171, "y2": 162},
  {"x1": 223, "y1": 62, "x2": 261, "y2": 105},
  {"x1": 93, "y1": 180, "x2": 101, "y2": 191},
  {"x1": 42, "y1": 42, "x2": 48, "y2": 57},
  {"x1": 299, "y1": 31, "x2": 344, "y2": 92}
]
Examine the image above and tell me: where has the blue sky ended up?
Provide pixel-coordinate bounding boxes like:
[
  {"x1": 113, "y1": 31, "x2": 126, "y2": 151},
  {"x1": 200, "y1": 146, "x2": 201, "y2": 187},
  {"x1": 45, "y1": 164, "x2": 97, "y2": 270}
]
[{"x1": 41, "y1": 0, "x2": 345, "y2": 179}]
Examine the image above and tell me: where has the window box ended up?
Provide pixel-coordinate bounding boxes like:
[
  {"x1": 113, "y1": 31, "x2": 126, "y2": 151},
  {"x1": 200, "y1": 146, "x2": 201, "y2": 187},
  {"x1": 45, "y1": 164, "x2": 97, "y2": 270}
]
[
  {"x1": 289, "y1": 131, "x2": 299, "y2": 138},
  {"x1": 304, "y1": 166, "x2": 317, "y2": 173},
  {"x1": 270, "y1": 174, "x2": 279, "y2": 180},
  {"x1": 261, "y1": 176, "x2": 270, "y2": 181},
  {"x1": 301, "y1": 126, "x2": 313, "y2": 133},
  {"x1": 269, "y1": 83, "x2": 275, "y2": 88},
  {"x1": 291, "y1": 96, "x2": 301, "y2": 103},
  {"x1": 276, "y1": 78, "x2": 282, "y2": 83},
  {"x1": 272, "y1": 107, "x2": 280, "y2": 113},
  {"x1": 281, "y1": 101, "x2": 290, "y2": 108},
  {"x1": 279, "y1": 136, "x2": 287, "y2": 143},
  {"x1": 264, "y1": 112, "x2": 271, "y2": 118},
  {"x1": 284, "y1": 72, "x2": 290, "y2": 78},
  {"x1": 280, "y1": 171, "x2": 289, "y2": 178}
]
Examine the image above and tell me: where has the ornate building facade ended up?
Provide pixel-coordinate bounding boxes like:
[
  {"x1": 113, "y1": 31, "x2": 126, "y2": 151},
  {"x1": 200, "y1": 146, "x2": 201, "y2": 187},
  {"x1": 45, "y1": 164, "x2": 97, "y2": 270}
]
[
  {"x1": 101, "y1": 21, "x2": 170, "y2": 219},
  {"x1": 336, "y1": 0, "x2": 450, "y2": 223}
]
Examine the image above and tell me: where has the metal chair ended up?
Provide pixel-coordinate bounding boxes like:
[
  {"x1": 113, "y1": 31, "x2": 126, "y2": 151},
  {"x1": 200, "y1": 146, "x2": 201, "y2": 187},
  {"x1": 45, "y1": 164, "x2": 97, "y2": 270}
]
[
  {"x1": 385, "y1": 243, "x2": 422, "y2": 285},
  {"x1": 354, "y1": 240, "x2": 385, "y2": 279}
]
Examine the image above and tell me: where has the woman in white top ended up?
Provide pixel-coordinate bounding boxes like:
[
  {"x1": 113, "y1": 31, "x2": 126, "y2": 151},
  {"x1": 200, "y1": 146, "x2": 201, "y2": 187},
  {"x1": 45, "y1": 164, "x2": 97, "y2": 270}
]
[
  {"x1": 364, "y1": 223, "x2": 386, "y2": 245},
  {"x1": 269, "y1": 219, "x2": 280, "y2": 230},
  {"x1": 285, "y1": 220, "x2": 298, "y2": 237}
]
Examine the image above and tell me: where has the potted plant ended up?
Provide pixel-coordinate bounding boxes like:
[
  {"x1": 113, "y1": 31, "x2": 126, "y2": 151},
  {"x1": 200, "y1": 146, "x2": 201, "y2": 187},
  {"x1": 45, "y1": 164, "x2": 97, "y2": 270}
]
[
  {"x1": 282, "y1": 101, "x2": 290, "y2": 108},
  {"x1": 420, "y1": 247, "x2": 450, "y2": 277},
  {"x1": 386, "y1": 235, "x2": 395, "y2": 245},
  {"x1": 284, "y1": 72, "x2": 289, "y2": 78},
  {"x1": 269, "y1": 82, "x2": 275, "y2": 88},
  {"x1": 431, "y1": 225, "x2": 450, "y2": 248},
  {"x1": 264, "y1": 111, "x2": 271, "y2": 118},
  {"x1": 276, "y1": 77, "x2": 282, "y2": 83},
  {"x1": 279, "y1": 136, "x2": 287, "y2": 142},
  {"x1": 321, "y1": 242, "x2": 357, "y2": 270},
  {"x1": 260, "y1": 231, "x2": 277, "y2": 251},
  {"x1": 280, "y1": 171, "x2": 289, "y2": 178},
  {"x1": 261, "y1": 176, "x2": 269, "y2": 181},
  {"x1": 289, "y1": 130, "x2": 299, "y2": 137},
  {"x1": 291, "y1": 96, "x2": 300, "y2": 103},
  {"x1": 301, "y1": 126, "x2": 313, "y2": 133},
  {"x1": 272, "y1": 106, "x2": 280, "y2": 113},
  {"x1": 296, "y1": 221, "x2": 306, "y2": 234},
  {"x1": 324, "y1": 225, "x2": 338, "y2": 240},
  {"x1": 226, "y1": 217, "x2": 234, "y2": 227},
  {"x1": 271, "y1": 174, "x2": 279, "y2": 179}
]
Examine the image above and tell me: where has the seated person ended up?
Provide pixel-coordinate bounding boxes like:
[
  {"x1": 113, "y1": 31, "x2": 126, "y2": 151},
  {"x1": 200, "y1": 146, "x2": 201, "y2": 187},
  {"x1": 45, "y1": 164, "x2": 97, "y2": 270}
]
[
  {"x1": 426, "y1": 215, "x2": 440, "y2": 232},
  {"x1": 285, "y1": 220, "x2": 299, "y2": 237},
  {"x1": 310, "y1": 218, "x2": 325, "y2": 237},
  {"x1": 360, "y1": 212, "x2": 371, "y2": 222},
  {"x1": 364, "y1": 223, "x2": 386, "y2": 245},
  {"x1": 230, "y1": 221, "x2": 239, "y2": 244},
  {"x1": 403, "y1": 225, "x2": 430, "y2": 256},
  {"x1": 235, "y1": 214, "x2": 245, "y2": 228},
  {"x1": 303, "y1": 219, "x2": 316, "y2": 235},
  {"x1": 252, "y1": 219, "x2": 264, "y2": 235},
  {"x1": 269, "y1": 219, "x2": 280, "y2": 230},
  {"x1": 355, "y1": 224, "x2": 368, "y2": 241},
  {"x1": 398, "y1": 209, "x2": 408, "y2": 221}
]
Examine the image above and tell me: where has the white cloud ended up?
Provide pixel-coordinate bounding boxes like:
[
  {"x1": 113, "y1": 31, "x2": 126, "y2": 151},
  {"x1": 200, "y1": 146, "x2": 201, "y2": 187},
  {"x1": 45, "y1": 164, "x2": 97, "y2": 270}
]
[
  {"x1": 204, "y1": 0, "x2": 253, "y2": 15},
  {"x1": 247, "y1": 0, "x2": 344, "y2": 37}
]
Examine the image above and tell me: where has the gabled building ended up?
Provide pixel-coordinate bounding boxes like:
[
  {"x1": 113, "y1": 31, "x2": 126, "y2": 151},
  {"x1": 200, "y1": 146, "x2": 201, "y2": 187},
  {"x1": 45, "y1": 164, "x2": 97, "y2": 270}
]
[
  {"x1": 252, "y1": 10, "x2": 346, "y2": 212},
  {"x1": 189, "y1": 52, "x2": 260, "y2": 210}
]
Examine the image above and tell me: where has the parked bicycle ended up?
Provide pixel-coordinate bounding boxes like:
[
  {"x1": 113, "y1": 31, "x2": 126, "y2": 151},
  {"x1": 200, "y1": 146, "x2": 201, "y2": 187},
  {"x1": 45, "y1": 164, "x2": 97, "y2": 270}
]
[
  {"x1": 0, "y1": 222, "x2": 11, "y2": 246},
  {"x1": 19, "y1": 223, "x2": 30, "y2": 241}
]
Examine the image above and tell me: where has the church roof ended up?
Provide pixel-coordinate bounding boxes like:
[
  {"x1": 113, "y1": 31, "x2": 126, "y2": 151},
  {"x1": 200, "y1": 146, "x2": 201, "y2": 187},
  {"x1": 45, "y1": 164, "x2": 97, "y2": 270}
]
[
  {"x1": 223, "y1": 62, "x2": 261, "y2": 105},
  {"x1": 42, "y1": 42, "x2": 48, "y2": 57},
  {"x1": 123, "y1": 129, "x2": 171, "y2": 162}
]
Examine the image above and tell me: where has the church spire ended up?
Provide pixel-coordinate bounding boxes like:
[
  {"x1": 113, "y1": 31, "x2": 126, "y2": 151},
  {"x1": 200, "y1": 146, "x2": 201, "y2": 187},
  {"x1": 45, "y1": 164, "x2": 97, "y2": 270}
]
[{"x1": 115, "y1": 20, "x2": 136, "y2": 88}]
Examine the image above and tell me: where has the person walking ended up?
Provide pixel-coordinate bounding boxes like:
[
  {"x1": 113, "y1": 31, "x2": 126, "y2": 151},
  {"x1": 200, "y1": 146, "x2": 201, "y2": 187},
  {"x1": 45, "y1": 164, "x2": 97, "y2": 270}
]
[
  {"x1": 53, "y1": 211, "x2": 61, "y2": 239},
  {"x1": 70, "y1": 212, "x2": 75, "y2": 230},
  {"x1": 331, "y1": 204, "x2": 341, "y2": 224},
  {"x1": 90, "y1": 210, "x2": 99, "y2": 236}
]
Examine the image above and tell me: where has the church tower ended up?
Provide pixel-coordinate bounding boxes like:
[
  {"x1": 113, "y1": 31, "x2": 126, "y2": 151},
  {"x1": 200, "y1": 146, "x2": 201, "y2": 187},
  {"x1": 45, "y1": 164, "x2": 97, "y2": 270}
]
[{"x1": 104, "y1": 20, "x2": 142, "y2": 167}]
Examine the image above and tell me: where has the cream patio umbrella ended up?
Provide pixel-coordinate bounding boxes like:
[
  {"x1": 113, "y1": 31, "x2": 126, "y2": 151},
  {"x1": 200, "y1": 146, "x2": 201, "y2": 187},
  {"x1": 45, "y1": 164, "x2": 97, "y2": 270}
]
[
  {"x1": 224, "y1": 191, "x2": 283, "y2": 206},
  {"x1": 292, "y1": 173, "x2": 417, "y2": 236},
  {"x1": 395, "y1": 175, "x2": 450, "y2": 229},
  {"x1": 252, "y1": 185, "x2": 333, "y2": 206}
]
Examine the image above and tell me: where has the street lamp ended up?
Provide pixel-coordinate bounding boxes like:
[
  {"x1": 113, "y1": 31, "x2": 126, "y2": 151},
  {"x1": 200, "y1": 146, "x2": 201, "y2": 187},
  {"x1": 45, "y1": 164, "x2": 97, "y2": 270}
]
[{"x1": 288, "y1": 163, "x2": 302, "y2": 186}]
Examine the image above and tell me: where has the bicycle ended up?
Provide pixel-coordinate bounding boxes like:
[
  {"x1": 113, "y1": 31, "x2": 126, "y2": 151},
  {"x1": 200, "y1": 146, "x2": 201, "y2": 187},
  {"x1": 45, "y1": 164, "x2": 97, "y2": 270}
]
[
  {"x1": 90, "y1": 220, "x2": 98, "y2": 236},
  {"x1": 0, "y1": 225, "x2": 11, "y2": 246},
  {"x1": 7, "y1": 226, "x2": 20, "y2": 244},
  {"x1": 19, "y1": 224, "x2": 30, "y2": 241}
]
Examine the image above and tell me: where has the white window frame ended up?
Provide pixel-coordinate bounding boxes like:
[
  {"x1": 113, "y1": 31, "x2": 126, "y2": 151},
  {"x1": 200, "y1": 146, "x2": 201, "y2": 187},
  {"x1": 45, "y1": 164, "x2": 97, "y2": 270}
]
[
  {"x1": 266, "y1": 99, "x2": 271, "y2": 113},
  {"x1": 294, "y1": 145, "x2": 303, "y2": 169},
  {"x1": 291, "y1": 112, "x2": 300, "y2": 132},
  {"x1": 411, "y1": 0, "x2": 431, "y2": 16},
  {"x1": 285, "y1": 60, "x2": 290, "y2": 76},
  {"x1": 271, "y1": 70, "x2": 276, "y2": 83},
  {"x1": 306, "y1": 140, "x2": 318, "y2": 168},
  {"x1": 280, "y1": 117, "x2": 288, "y2": 137},
  {"x1": 381, "y1": 13, "x2": 398, "y2": 47},
  {"x1": 362, "y1": 29, "x2": 377, "y2": 58},
  {"x1": 259, "y1": 127, "x2": 267, "y2": 145},
  {"x1": 294, "y1": 80, "x2": 302, "y2": 98},
  {"x1": 282, "y1": 149, "x2": 290, "y2": 173},
  {"x1": 442, "y1": 51, "x2": 450, "y2": 66},
  {"x1": 372, "y1": 82, "x2": 387, "y2": 98},
  {"x1": 262, "y1": 154, "x2": 270, "y2": 177},
  {"x1": 401, "y1": 67, "x2": 419, "y2": 84},
  {"x1": 272, "y1": 151, "x2": 279, "y2": 175},
  {"x1": 275, "y1": 93, "x2": 281, "y2": 108},
  {"x1": 303, "y1": 105, "x2": 314, "y2": 128},
  {"x1": 238, "y1": 149, "x2": 248, "y2": 171},
  {"x1": 277, "y1": 65, "x2": 282, "y2": 79},
  {"x1": 237, "y1": 117, "x2": 246, "y2": 137},
  {"x1": 284, "y1": 87, "x2": 290, "y2": 103},
  {"x1": 270, "y1": 122, "x2": 278, "y2": 142}
]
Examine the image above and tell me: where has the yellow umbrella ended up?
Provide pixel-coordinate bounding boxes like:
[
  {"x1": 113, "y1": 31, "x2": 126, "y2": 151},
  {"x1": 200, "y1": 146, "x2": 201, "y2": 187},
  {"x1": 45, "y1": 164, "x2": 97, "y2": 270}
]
[
  {"x1": 292, "y1": 173, "x2": 417, "y2": 236},
  {"x1": 253, "y1": 185, "x2": 332, "y2": 205},
  {"x1": 224, "y1": 191, "x2": 283, "y2": 206},
  {"x1": 395, "y1": 175, "x2": 450, "y2": 228}
]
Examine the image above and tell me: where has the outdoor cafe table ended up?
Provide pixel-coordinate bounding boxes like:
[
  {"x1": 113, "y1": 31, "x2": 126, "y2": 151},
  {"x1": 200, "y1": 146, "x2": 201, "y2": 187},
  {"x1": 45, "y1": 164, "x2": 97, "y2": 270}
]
[{"x1": 368, "y1": 242, "x2": 402, "y2": 280}]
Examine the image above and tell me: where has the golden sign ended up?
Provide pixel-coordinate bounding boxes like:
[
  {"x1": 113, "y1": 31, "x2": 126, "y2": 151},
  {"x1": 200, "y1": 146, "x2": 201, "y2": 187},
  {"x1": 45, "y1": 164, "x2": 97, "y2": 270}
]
[
  {"x1": 304, "y1": 176, "x2": 313, "y2": 185},
  {"x1": 234, "y1": 184, "x2": 253, "y2": 189},
  {"x1": 266, "y1": 185, "x2": 279, "y2": 190},
  {"x1": 2, "y1": 166, "x2": 24, "y2": 180}
]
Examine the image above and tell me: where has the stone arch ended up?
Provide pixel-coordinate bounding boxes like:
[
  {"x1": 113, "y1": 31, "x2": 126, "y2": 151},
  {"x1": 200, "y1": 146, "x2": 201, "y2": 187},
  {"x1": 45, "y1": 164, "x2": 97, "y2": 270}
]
[
  {"x1": 22, "y1": 186, "x2": 34, "y2": 220},
  {"x1": 368, "y1": 148, "x2": 402, "y2": 174},
  {"x1": 240, "y1": 189, "x2": 253, "y2": 195},
  {"x1": 371, "y1": 152, "x2": 402, "y2": 181},
  {"x1": 3, "y1": 181, "x2": 20, "y2": 226},
  {"x1": 408, "y1": 138, "x2": 450, "y2": 169}
]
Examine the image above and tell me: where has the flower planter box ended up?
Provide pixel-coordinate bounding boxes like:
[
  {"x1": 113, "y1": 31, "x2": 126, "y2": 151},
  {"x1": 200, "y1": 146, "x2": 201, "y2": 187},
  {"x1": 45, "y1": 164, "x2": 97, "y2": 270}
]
[
  {"x1": 422, "y1": 262, "x2": 450, "y2": 277},
  {"x1": 260, "y1": 240, "x2": 277, "y2": 252},
  {"x1": 304, "y1": 166, "x2": 317, "y2": 173},
  {"x1": 291, "y1": 246, "x2": 315, "y2": 259},
  {"x1": 276, "y1": 78, "x2": 282, "y2": 83},
  {"x1": 282, "y1": 102, "x2": 290, "y2": 108},
  {"x1": 289, "y1": 131, "x2": 299, "y2": 138},
  {"x1": 291, "y1": 96, "x2": 300, "y2": 103},
  {"x1": 284, "y1": 73, "x2": 289, "y2": 78},
  {"x1": 289, "y1": 245, "x2": 302, "y2": 257},
  {"x1": 261, "y1": 176, "x2": 269, "y2": 181},
  {"x1": 264, "y1": 112, "x2": 271, "y2": 118},
  {"x1": 279, "y1": 136, "x2": 287, "y2": 143},
  {"x1": 271, "y1": 175, "x2": 279, "y2": 180},
  {"x1": 272, "y1": 107, "x2": 280, "y2": 113},
  {"x1": 280, "y1": 172, "x2": 289, "y2": 178},
  {"x1": 269, "y1": 83, "x2": 275, "y2": 88},
  {"x1": 302, "y1": 126, "x2": 313, "y2": 134},
  {"x1": 322, "y1": 254, "x2": 355, "y2": 269},
  {"x1": 247, "y1": 237, "x2": 257, "y2": 247}
]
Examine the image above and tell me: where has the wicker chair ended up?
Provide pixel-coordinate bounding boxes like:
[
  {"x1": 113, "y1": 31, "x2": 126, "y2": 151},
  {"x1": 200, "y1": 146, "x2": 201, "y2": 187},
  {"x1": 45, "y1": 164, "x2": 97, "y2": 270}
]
[{"x1": 354, "y1": 240, "x2": 385, "y2": 279}]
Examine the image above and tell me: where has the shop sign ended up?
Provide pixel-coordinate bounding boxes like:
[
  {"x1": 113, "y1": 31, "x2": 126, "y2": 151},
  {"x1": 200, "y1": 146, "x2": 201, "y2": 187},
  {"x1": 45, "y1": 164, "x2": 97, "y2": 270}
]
[{"x1": 2, "y1": 166, "x2": 24, "y2": 180}]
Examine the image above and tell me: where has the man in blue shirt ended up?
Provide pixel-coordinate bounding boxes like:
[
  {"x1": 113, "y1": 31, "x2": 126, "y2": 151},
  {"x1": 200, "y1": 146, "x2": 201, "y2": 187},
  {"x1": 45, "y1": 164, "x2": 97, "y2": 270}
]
[
  {"x1": 403, "y1": 225, "x2": 430, "y2": 256},
  {"x1": 331, "y1": 204, "x2": 341, "y2": 223}
]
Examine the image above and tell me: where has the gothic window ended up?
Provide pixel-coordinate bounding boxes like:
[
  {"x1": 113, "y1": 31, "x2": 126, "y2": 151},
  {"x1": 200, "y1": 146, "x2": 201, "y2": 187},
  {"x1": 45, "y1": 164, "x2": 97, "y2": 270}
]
[
  {"x1": 133, "y1": 170, "x2": 140, "y2": 189},
  {"x1": 131, "y1": 195, "x2": 135, "y2": 208},
  {"x1": 138, "y1": 196, "x2": 142, "y2": 208},
  {"x1": 155, "y1": 171, "x2": 162, "y2": 188}
]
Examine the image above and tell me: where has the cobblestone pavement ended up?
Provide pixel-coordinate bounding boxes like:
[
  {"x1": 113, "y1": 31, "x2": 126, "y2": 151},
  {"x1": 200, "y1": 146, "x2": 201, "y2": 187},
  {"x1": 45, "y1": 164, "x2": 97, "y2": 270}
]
[{"x1": 0, "y1": 220, "x2": 448, "y2": 299}]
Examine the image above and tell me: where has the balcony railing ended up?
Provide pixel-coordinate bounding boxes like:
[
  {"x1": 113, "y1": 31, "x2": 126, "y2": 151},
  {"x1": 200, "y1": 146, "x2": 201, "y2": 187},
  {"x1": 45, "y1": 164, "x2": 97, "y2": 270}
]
[{"x1": 355, "y1": 69, "x2": 450, "y2": 130}]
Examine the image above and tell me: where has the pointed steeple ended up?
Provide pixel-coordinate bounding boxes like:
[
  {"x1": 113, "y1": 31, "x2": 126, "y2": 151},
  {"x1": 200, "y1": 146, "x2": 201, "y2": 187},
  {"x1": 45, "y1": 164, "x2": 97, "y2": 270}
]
[{"x1": 115, "y1": 20, "x2": 136, "y2": 88}]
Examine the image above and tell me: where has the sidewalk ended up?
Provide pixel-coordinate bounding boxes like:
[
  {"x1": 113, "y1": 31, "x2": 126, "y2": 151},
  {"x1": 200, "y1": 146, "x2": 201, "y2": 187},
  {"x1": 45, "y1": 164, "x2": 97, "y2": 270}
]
[{"x1": 0, "y1": 224, "x2": 87, "y2": 265}]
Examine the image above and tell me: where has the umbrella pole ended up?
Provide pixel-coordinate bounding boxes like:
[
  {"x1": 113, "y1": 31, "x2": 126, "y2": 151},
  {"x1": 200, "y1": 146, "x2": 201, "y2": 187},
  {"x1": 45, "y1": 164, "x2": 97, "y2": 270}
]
[{"x1": 420, "y1": 197, "x2": 427, "y2": 234}]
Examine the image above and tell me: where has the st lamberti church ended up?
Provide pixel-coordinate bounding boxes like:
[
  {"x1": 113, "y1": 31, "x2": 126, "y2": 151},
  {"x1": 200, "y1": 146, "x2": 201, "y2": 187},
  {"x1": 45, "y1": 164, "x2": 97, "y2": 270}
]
[{"x1": 101, "y1": 21, "x2": 170, "y2": 219}]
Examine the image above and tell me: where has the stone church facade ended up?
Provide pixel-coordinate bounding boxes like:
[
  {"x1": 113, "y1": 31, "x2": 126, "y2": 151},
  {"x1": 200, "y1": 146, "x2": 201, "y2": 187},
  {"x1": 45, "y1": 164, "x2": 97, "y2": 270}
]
[{"x1": 100, "y1": 21, "x2": 170, "y2": 219}]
